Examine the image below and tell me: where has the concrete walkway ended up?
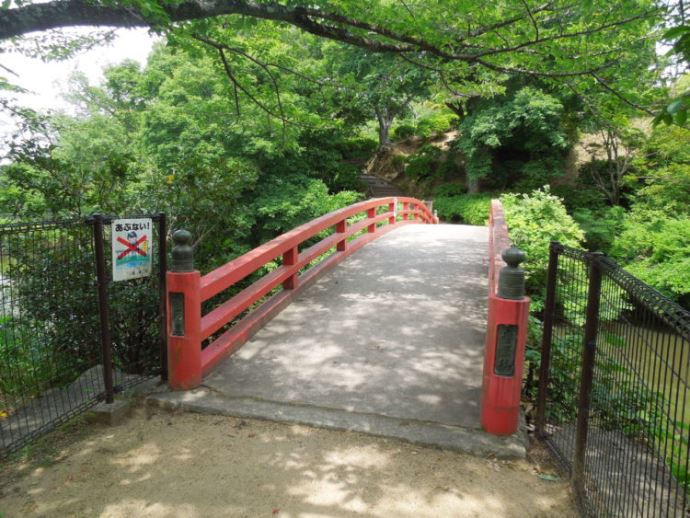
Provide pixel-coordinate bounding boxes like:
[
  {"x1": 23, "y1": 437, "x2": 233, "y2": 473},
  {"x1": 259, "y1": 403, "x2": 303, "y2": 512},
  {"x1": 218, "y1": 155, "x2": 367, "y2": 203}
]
[{"x1": 149, "y1": 224, "x2": 526, "y2": 458}]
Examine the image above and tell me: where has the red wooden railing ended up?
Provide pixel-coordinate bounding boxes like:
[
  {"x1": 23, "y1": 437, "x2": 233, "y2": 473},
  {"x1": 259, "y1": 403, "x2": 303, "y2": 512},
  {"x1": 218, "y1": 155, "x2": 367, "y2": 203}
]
[
  {"x1": 481, "y1": 199, "x2": 530, "y2": 436},
  {"x1": 167, "y1": 197, "x2": 437, "y2": 389},
  {"x1": 488, "y1": 199, "x2": 511, "y2": 296}
]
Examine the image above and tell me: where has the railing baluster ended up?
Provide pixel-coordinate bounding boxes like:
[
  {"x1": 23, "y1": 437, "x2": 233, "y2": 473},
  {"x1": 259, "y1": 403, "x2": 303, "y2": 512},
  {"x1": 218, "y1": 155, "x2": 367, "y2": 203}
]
[
  {"x1": 282, "y1": 246, "x2": 299, "y2": 289},
  {"x1": 336, "y1": 219, "x2": 347, "y2": 251},
  {"x1": 367, "y1": 207, "x2": 376, "y2": 233}
]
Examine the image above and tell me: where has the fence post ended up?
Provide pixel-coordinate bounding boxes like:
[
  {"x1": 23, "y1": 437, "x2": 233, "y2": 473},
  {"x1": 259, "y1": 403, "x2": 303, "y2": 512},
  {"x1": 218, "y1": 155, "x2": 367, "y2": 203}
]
[
  {"x1": 158, "y1": 213, "x2": 168, "y2": 382},
  {"x1": 367, "y1": 207, "x2": 376, "y2": 233},
  {"x1": 167, "y1": 229, "x2": 202, "y2": 390},
  {"x1": 283, "y1": 247, "x2": 299, "y2": 289},
  {"x1": 536, "y1": 241, "x2": 560, "y2": 438},
  {"x1": 92, "y1": 214, "x2": 114, "y2": 404},
  {"x1": 573, "y1": 253, "x2": 603, "y2": 499}
]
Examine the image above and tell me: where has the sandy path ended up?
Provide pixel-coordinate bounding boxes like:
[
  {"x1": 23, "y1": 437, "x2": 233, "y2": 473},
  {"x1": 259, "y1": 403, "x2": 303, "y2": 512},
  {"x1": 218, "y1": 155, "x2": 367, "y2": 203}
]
[{"x1": 0, "y1": 408, "x2": 577, "y2": 518}]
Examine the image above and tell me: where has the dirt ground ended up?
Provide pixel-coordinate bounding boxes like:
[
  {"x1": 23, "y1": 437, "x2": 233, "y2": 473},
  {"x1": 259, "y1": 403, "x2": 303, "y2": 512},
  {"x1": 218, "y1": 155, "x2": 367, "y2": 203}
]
[{"x1": 0, "y1": 407, "x2": 578, "y2": 518}]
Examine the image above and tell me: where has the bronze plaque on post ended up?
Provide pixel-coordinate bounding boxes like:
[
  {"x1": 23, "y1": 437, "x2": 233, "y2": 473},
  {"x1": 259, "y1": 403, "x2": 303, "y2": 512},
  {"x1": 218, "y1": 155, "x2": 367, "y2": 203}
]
[{"x1": 495, "y1": 324, "x2": 518, "y2": 376}]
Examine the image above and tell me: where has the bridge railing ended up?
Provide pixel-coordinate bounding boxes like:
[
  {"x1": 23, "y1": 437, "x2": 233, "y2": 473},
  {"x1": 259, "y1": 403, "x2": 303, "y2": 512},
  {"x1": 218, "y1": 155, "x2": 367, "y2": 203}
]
[
  {"x1": 488, "y1": 199, "x2": 511, "y2": 296},
  {"x1": 481, "y1": 199, "x2": 531, "y2": 436},
  {"x1": 167, "y1": 197, "x2": 437, "y2": 389}
]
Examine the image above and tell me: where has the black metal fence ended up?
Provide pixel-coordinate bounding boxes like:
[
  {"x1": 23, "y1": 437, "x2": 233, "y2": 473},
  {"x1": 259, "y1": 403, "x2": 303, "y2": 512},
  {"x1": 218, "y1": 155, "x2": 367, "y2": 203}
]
[
  {"x1": 536, "y1": 242, "x2": 690, "y2": 517},
  {"x1": 0, "y1": 215, "x2": 166, "y2": 456}
]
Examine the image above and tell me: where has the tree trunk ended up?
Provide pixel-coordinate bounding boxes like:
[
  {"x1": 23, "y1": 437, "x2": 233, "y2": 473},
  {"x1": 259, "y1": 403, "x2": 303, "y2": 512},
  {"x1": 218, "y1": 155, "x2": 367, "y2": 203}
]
[
  {"x1": 467, "y1": 175, "x2": 480, "y2": 193},
  {"x1": 376, "y1": 109, "x2": 394, "y2": 149}
]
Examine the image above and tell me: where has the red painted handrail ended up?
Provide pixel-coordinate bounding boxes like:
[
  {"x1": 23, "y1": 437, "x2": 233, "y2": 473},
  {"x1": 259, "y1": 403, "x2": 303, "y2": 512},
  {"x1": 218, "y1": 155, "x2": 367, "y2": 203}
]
[
  {"x1": 167, "y1": 196, "x2": 438, "y2": 389},
  {"x1": 488, "y1": 199, "x2": 511, "y2": 296},
  {"x1": 482, "y1": 198, "x2": 531, "y2": 436}
]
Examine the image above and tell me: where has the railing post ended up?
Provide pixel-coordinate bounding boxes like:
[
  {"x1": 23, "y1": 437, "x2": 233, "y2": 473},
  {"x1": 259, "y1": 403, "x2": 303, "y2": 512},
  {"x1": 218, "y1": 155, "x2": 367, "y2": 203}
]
[
  {"x1": 480, "y1": 246, "x2": 531, "y2": 435},
  {"x1": 573, "y1": 253, "x2": 603, "y2": 500},
  {"x1": 536, "y1": 241, "x2": 560, "y2": 438},
  {"x1": 283, "y1": 246, "x2": 299, "y2": 289},
  {"x1": 388, "y1": 199, "x2": 396, "y2": 225},
  {"x1": 402, "y1": 201, "x2": 409, "y2": 220},
  {"x1": 167, "y1": 229, "x2": 202, "y2": 390},
  {"x1": 367, "y1": 207, "x2": 376, "y2": 233},
  {"x1": 336, "y1": 219, "x2": 347, "y2": 251}
]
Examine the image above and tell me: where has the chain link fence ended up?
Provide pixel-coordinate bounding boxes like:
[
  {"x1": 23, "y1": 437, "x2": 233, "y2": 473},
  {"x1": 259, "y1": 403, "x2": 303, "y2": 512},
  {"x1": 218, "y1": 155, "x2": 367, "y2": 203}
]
[
  {"x1": 0, "y1": 215, "x2": 166, "y2": 456},
  {"x1": 537, "y1": 242, "x2": 690, "y2": 517}
]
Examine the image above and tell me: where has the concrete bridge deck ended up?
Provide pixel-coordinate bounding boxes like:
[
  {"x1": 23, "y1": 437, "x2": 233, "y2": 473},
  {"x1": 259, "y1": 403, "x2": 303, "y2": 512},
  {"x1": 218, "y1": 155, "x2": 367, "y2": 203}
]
[{"x1": 149, "y1": 224, "x2": 526, "y2": 458}]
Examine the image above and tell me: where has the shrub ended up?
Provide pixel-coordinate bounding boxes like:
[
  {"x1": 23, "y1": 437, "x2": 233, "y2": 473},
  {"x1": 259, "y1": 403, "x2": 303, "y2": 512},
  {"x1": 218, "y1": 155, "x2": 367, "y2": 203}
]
[
  {"x1": 434, "y1": 193, "x2": 493, "y2": 225},
  {"x1": 393, "y1": 124, "x2": 416, "y2": 140},
  {"x1": 551, "y1": 184, "x2": 607, "y2": 212},
  {"x1": 416, "y1": 112, "x2": 459, "y2": 138},
  {"x1": 572, "y1": 206, "x2": 626, "y2": 252},
  {"x1": 433, "y1": 183, "x2": 466, "y2": 197},
  {"x1": 404, "y1": 144, "x2": 441, "y2": 179},
  {"x1": 611, "y1": 208, "x2": 690, "y2": 306},
  {"x1": 500, "y1": 187, "x2": 584, "y2": 310},
  {"x1": 436, "y1": 154, "x2": 463, "y2": 178}
]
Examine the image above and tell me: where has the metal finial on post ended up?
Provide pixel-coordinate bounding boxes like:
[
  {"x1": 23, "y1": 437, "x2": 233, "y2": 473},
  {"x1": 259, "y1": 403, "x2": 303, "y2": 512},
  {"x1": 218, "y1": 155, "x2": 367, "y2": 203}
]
[
  {"x1": 497, "y1": 245, "x2": 526, "y2": 300},
  {"x1": 171, "y1": 229, "x2": 194, "y2": 272}
]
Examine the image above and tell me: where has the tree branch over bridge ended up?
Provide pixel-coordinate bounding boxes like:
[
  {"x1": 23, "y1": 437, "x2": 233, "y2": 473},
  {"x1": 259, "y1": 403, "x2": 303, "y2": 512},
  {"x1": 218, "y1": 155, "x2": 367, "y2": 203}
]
[{"x1": 0, "y1": 0, "x2": 664, "y2": 114}]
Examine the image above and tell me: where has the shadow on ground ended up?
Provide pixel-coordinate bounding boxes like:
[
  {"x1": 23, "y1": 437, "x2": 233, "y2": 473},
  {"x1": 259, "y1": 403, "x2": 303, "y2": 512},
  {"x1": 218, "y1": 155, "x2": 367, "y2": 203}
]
[
  {"x1": 0, "y1": 411, "x2": 577, "y2": 518},
  {"x1": 204, "y1": 224, "x2": 489, "y2": 429}
]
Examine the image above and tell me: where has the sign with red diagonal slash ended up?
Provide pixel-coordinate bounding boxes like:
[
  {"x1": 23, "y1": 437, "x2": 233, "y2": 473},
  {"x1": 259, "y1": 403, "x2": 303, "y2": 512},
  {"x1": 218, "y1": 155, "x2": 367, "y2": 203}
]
[{"x1": 111, "y1": 218, "x2": 153, "y2": 281}]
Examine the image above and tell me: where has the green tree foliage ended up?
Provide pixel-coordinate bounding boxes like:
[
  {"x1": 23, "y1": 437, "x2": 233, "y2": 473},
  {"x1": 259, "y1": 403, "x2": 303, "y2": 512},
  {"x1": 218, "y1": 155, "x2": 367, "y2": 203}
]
[
  {"x1": 605, "y1": 124, "x2": 690, "y2": 306},
  {"x1": 455, "y1": 87, "x2": 571, "y2": 191},
  {"x1": 500, "y1": 187, "x2": 584, "y2": 310},
  {"x1": 0, "y1": 0, "x2": 663, "y2": 129},
  {"x1": 434, "y1": 193, "x2": 493, "y2": 225},
  {"x1": 323, "y1": 46, "x2": 431, "y2": 148},
  {"x1": 0, "y1": 42, "x2": 365, "y2": 271}
]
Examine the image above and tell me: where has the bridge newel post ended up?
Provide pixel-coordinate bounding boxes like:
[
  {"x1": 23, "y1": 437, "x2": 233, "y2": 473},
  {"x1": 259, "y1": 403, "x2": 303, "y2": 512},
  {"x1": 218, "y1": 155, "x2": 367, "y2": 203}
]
[
  {"x1": 336, "y1": 219, "x2": 347, "y2": 251},
  {"x1": 166, "y1": 229, "x2": 202, "y2": 390},
  {"x1": 367, "y1": 207, "x2": 376, "y2": 233},
  {"x1": 480, "y1": 245, "x2": 531, "y2": 436},
  {"x1": 282, "y1": 246, "x2": 299, "y2": 289}
]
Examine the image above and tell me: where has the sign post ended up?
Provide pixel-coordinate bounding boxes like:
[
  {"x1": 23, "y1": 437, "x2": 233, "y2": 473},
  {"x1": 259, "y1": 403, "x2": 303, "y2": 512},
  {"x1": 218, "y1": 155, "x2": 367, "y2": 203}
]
[{"x1": 112, "y1": 218, "x2": 153, "y2": 281}]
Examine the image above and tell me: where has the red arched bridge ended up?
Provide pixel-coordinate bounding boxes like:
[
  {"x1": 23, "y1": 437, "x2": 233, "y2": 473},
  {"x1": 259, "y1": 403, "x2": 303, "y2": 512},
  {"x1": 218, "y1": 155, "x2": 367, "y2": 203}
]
[{"x1": 151, "y1": 197, "x2": 529, "y2": 458}]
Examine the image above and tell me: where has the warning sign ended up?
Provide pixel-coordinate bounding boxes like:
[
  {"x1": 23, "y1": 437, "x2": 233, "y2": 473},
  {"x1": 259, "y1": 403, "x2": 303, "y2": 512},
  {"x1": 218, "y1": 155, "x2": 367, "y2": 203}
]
[{"x1": 112, "y1": 218, "x2": 153, "y2": 281}]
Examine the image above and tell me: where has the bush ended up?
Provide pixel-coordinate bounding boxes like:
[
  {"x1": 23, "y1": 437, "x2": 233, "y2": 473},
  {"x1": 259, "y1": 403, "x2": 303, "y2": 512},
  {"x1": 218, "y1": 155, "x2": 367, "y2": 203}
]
[
  {"x1": 416, "y1": 112, "x2": 459, "y2": 138},
  {"x1": 433, "y1": 183, "x2": 466, "y2": 197},
  {"x1": 551, "y1": 184, "x2": 607, "y2": 212},
  {"x1": 393, "y1": 124, "x2": 416, "y2": 140},
  {"x1": 572, "y1": 206, "x2": 626, "y2": 252},
  {"x1": 500, "y1": 187, "x2": 584, "y2": 310},
  {"x1": 404, "y1": 144, "x2": 441, "y2": 179},
  {"x1": 611, "y1": 208, "x2": 690, "y2": 306},
  {"x1": 434, "y1": 193, "x2": 493, "y2": 225}
]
